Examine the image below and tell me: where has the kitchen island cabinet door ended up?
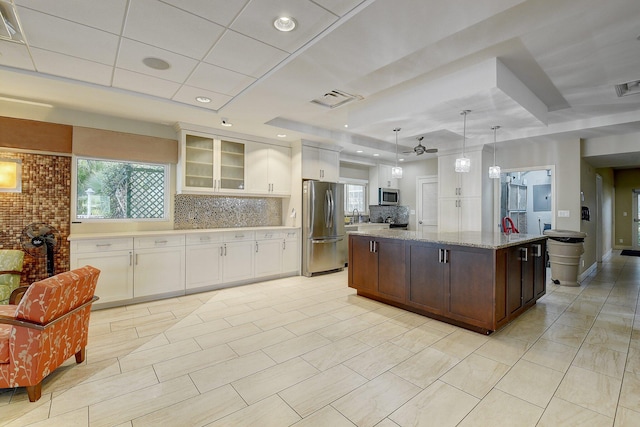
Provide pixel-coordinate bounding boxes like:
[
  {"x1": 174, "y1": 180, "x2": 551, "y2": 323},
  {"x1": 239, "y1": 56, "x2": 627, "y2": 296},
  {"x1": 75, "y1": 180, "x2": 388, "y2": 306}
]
[
  {"x1": 447, "y1": 247, "x2": 494, "y2": 329},
  {"x1": 377, "y1": 239, "x2": 405, "y2": 302},
  {"x1": 532, "y1": 241, "x2": 547, "y2": 299},
  {"x1": 348, "y1": 235, "x2": 378, "y2": 294},
  {"x1": 407, "y1": 243, "x2": 447, "y2": 314},
  {"x1": 507, "y1": 245, "x2": 524, "y2": 315}
]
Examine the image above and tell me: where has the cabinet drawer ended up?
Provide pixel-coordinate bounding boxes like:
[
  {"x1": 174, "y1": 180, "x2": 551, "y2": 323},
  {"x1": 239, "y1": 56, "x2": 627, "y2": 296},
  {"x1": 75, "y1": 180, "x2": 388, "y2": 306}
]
[
  {"x1": 284, "y1": 230, "x2": 299, "y2": 240},
  {"x1": 186, "y1": 232, "x2": 223, "y2": 245},
  {"x1": 73, "y1": 238, "x2": 133, "y2": 253},
  {"x1": 224, "y1": 231, "x2": 255, "y2": 242},
  {"x1": 255, "y1": 231, "x2": 283, "y2": 240},
  {"x1": 135, "y1": 234, "x2": 185, "y2": 249}
]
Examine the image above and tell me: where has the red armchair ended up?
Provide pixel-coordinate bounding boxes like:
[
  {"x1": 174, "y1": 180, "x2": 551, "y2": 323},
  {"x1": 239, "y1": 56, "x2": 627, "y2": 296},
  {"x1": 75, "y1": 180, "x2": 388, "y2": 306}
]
[{"x1": 0, "y1": 265, "x2": 100, "y2": 401}]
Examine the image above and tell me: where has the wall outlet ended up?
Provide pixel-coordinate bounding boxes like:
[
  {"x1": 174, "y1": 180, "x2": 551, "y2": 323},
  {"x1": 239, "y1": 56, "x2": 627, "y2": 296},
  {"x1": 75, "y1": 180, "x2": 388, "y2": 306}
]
[
  {"x1": 623, "y1": 212, "x2": 628, "y2": 217},
  {"x1": 558, "y1": 210, "x2": 570, "y2": 217},
  {"x1": 581, "y1": 259, "x2": 585, "y2": 267},
  {"x1": 619, "y1": 239, "x2": 623, "y2": 243}
]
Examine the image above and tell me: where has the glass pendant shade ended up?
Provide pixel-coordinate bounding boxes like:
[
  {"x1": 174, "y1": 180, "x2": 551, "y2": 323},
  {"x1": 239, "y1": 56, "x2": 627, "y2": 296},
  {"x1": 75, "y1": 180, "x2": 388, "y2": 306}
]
[
  {"x1": 489, "y1": 125, "x2": 501, "y2": 179},
  {"x1": 455, "y1": 110, "x2": 471, "y2": 173},
  {"x1": 392, "y1": 127, "x2": 403, "y2": 179}
]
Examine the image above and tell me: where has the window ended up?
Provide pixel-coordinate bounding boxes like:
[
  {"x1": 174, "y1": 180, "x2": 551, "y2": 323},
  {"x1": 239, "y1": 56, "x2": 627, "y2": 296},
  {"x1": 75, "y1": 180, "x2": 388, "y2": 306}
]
[
  {"x1": 344, "y1": 183, "x2": 367, "y2": 215},
  {"x1": 75, "y1": 158, "x2": 168, "y2": 220}
]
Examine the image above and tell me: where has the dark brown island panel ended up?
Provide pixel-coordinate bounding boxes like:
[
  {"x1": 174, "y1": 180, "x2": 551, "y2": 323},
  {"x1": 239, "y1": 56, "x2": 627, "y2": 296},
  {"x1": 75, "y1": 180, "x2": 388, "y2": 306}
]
[{"x1": 348, "y1": 230, "x2": 547, "y2": 334}]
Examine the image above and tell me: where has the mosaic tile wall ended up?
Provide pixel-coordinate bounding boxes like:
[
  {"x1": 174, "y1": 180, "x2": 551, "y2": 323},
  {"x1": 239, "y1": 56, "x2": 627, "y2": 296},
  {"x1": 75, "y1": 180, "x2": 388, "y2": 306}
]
[
  {"x1": 369, "y1": 205, "x2": 410, "y2": 224},
  {"x1": 0, "y1": 152, "x2": 71, "y2": 284},
  {"x1": 174, "y1": 194, "x2": 282, "y2": 229}
]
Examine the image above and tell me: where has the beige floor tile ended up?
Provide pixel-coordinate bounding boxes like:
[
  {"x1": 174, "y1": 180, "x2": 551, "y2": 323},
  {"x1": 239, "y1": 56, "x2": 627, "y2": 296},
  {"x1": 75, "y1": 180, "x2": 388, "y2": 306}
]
[
  {"x1": 301, "y1": 336, "x2": 371, "y2": 371},
  {"x1": 194, "y1": 322, "x2": 262, "y2": 349},
  {"x1": 389, "y1": 324, "x2": 448, "y2": 353},
  {"x1": 227, "y1": 326, "x2": 297, "y2": 355},
  {"x1": 2, "y1": 398, "x2": 53, "y2": 427},
  {"x1": 618, "y1": 370, "x2": 640, "y2": 413},
  {"x1": 332, "y1": 372, "x2": 421, "y2": 426},
  {"x1": 231, "y1": 357, "x2": 318, "y2": 405},
  {"x1": 89, "y1": 376, "x2": 199, "y2": 427},
  {"x1": 389, "y1": 380, "x2": 479, "y2": 427},
  {"x1": 153, "y1": 343, "x2": 237, "y2": 382},
  {"x1": 8, "y1": 407, "x2": 89, "y2": 427},
  {"x1": 279, "y1": 365, "x2": 367, "y2": 417},
  {"x1": 541, "y1": 322, "x2": 589, "y2": 348},
  {"x1": 163, "y1": 318, "x2": 230, "y2": 342},
  {"x1": 86, "y1": 336, "x2": 156, "y2": 364},
  {"x1": 189, "y1": 351, "x2": 276, "y2": 393},
  {"x1": 522, "y1": 338, "x2": 579, "y2": 372},
  {"x1": 375, "y1": 419, "x2": 402, "y2": 427},
  {"x1": 430, "y1": 329, "x2": 489, "y2": 359},
  {"x1": 352, "y1": 320, "x2": 409, "y2": 347},
  {"x1": 474, "y1": 335, "x2": 531, "y2": 366},
  {"x1": 457, "y1": 388, "x2": 543, "y2": 427},
  {"x1": 537, "y1": 397, "x2": 613, "y2": 427},
  {"x1": 131, "y1": 333, "x2": 170, "y2": 353},
  {"x1": 573, "y1": 342, "x2": 627, "y2": 379},
  {"x1": 391, "y1": 347, "x2": 460, "y2": 388},
  {"x1": 615, "y1": 406, "x2": 640, "y2": 427},
  {"x1": 108, "y1": 311, "x2": 176, "y2": 332},
  {"x1": 626, "y1": 346, "x2": 640, "y2": 374},
  {"x1": 388, "y1": 311, "x2": 431, "y2": 329},
  {"x1": 343, "y1": 341, "x2": 414, "y2": 380},
  {"x1": 40, "y1": 358, "x2": 122, "y2": 396},
  {"x1": 208, "y1": 394, "x2": 301, "y2": 427},
  {"x1": 440, "y1": 353, "x2": 510, "y2": 398},
  {"x1": 252, "y1": 309, "x2": 309, "y2": 330},
  {"x1": 500, "y1": 318, "x2": 550, "y2": 344},
  {"x1": 555, "y1": 311, "x2": 597, "y2": 330},
  {"x1": 567, "y1": 299, "x2": 605, "y2": 316},
  {"x1": 555, "y1": 366, "x2": 622, "y2": 417},
  {"x1": 118, "y1": 339, "x2": 202, "y2": 372},
  {"x1": 291, "y1": 405, "x2": 356, "y2": 427},
  {"x1": 584, "y1": 326, "x2": 632, "y2": 353},
  {"x1": 196, "y1": 303, "x2": 252, "y2": 323},
  {"x1": 284, "y1": 313, "x2": 342, "y2": 336},
  {"x1": 224, "y1": 307, "x2": 281, "y2": 326},
  {"x1": 496, "y1": 359, "x2": 564, "y2": 408},
  {"x1": 314, "y1": 316, "x2": 373, "y2": 341},
  {"x1": 262, "y1": 332, "x2": 332, "y2": 363}
]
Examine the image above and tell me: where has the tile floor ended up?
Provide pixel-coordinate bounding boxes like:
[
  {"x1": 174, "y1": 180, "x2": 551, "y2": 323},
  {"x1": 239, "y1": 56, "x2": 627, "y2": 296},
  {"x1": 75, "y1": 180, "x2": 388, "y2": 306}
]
[{"x1": 1, "y1": 251, "x2": 639, "y2": 426}]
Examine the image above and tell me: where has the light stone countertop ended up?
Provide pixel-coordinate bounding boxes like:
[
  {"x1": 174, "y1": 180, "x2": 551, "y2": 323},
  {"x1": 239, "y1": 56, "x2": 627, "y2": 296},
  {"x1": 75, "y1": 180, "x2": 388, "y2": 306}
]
[
  {"x1": 348, "y1": 229, "x2": 547, "y2": 250},
  {"x1": 68, "y1": 226, "x2": 300, "y2": 241}
]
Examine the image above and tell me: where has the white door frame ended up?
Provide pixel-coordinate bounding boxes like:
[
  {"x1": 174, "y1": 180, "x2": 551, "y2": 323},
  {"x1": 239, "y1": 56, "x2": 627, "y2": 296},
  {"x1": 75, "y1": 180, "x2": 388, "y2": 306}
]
[
  {"x1": 596, "y1": 174, "x2": 603, "y2": 261},
  {"x1": 633, "y1": 189, "x2": 640, "y2": 250}
]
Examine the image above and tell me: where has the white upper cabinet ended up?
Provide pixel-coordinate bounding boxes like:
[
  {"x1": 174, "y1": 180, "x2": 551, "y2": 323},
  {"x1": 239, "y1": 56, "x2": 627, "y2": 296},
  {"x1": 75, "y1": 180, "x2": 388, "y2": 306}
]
[
  {"x1": 245, "y1": 142, "x2": 291, "y2": 195},
  {"x1": 302, "y1": 145, "x2": 339, "y2": 182}
]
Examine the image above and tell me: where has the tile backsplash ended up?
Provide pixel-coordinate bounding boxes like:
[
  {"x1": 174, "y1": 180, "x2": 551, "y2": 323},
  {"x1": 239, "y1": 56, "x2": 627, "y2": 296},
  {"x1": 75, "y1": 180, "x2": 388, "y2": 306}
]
[
  {"x1": 175, "y1": 194, "x2": 282, "y2": 229},
  {"x1": 369, "y1": 205, "x2": 410, "y2": 224}
]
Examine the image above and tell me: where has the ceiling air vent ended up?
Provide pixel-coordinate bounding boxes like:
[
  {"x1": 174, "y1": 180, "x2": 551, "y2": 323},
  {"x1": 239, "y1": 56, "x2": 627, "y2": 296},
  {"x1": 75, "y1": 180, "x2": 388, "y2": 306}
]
[
  {"x1": 310, "y1": 90, "x2": 363, "y2": 109},
  {"x1": 0, "y1": 1, "x2": 24, "y2": 43},
  {"x1": 615, "y1": 80, "x2": 640, "y2": 97}
]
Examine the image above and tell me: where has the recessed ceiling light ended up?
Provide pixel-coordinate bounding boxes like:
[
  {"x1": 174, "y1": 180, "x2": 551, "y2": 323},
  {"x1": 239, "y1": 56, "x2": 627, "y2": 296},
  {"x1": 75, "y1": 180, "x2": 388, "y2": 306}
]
[
  {"x1": 399, "y1": 158, "x2": 405, "y2": 162},
  {"x1": 277, "y1": 134, "x2": 287, "y2": 138},
  {"x1": 344, "y1": 124, "x2": 349, "y2": 128},
  {"x1": 373, "y1": 153, "x2": 380, "y2": 157},
  {"x1": 356, "y1": 150, "x2": 363, "y2": 153},
  {"x1": 221, "y1": 120, "x2": 232, "y2": 127},
  {"x1": 195, "y1": 96, "x2": 211, "y2": 103},
  {"x1": 142, "y1": 57, "x2": 170, "y2": 70},
  {"x1": 274, "y1": 16, "x2": 296, "y2": 32}
]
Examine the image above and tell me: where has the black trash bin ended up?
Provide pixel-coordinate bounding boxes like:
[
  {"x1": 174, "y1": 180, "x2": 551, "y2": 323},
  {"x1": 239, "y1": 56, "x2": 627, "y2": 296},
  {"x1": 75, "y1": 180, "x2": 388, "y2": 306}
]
[{"x1": 543, "y1": 229, "x2": 587, "y2": 286}]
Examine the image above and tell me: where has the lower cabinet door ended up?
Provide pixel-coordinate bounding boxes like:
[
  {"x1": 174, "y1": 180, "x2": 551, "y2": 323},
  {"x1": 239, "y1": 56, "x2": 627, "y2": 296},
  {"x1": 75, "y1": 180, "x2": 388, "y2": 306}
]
[
  {"x1": 282, "y1": 237, "x2": 299, "y2": 274},
  {"x1": 186, "y1": 244, "x2": 223, "y2": 290},
  {"x1": 222, "y1": 241, "x2": 254, "y2": 282},
  {"x1": 348, "y1": 235, "x2": 378, "y2": 294},
  {"x1": 377, "y1": 239, "x2": 405, "y2": 302},
  {"x1": 255, "y1": 239, "x2": 282, "y2": 277},
  {"x1": 407, "y1": 243, "x2": 446, "y2": 313},
  {"x1": 134, "y1": 247, "x2": 185, "y2": 298},
  {"x1": 71, "y1": 250, "x2": 134, "y2": 304}
]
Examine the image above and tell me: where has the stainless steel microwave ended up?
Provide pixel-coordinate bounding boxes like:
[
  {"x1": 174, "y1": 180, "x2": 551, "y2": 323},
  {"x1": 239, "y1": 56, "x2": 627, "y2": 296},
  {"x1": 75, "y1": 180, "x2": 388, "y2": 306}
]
[{"x1": 378, "y1": 188, "x2": 400, "y2": 205}]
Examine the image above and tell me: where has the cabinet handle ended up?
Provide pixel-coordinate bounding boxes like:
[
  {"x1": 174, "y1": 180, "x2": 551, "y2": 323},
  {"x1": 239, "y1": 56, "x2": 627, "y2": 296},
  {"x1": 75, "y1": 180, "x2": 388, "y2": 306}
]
[
  {"x1": 96, "y1": 243, "x2": 112, "y2": 248},
  {"x1": 155, "y1": 240, "x2": 168, "y2": 245},
  {"x1": 373, "y1": 241, "x2": 378, "y2": 253},
  {"x1": 135, "y1": 253, "x2": 139, "y2": 265},
  {"x1": 200, "y1": 236, "x2": 210, "y2": 242},
  {"x1": 235, "y1": 234, "x2": 244, "y2": 238},
  {"x1": 219, "y1": 246, "x2": 223, "y2": 256},
  {"x1": 438, "y1": 248, "x2": 443, "y2": 263},
  {"x1": 520, "y1": 247, "x2": 529, "y2": 262},
  {"x1": 224, "y1": 244, "x2": 227, "y2": 256},
  {"x1": 129, "y1": 252, "x2": 133, "y2": 266},
  {"x1": 282, "y1": 240, "x2": 286, "y2": 250},
  {"x1": 442, "y1": 249, "x2": 448, "y2": 264},
  {"x1": 532, "y1": 244, "x2": 542, "y2": 257},
  {"x1": 255, "y1": 242, "x2": 259, "y2": 253}
]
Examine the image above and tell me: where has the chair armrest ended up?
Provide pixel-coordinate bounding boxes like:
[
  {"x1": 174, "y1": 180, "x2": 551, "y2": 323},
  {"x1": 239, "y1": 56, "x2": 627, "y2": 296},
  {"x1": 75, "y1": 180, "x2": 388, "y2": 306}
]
[
  {"x1": 4, "y1": 296, "x2": 100, "y2": 331},
  {"x1": 9, "y1": 286, "x2": 29, "y2": 305}
]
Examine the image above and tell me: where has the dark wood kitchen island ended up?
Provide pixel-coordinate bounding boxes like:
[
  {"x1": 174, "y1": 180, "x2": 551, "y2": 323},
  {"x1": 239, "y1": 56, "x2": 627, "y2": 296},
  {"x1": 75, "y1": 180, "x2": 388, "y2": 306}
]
[{"x1": 348, "y1": 230, "x2": 547, "y2": 334}]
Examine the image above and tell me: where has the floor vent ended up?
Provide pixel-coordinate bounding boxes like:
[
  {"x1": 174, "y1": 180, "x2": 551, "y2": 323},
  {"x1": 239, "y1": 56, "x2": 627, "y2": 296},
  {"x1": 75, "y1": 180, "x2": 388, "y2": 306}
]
[{"x1": 311, "y1": 90, "x2": 363, "y2": 108}]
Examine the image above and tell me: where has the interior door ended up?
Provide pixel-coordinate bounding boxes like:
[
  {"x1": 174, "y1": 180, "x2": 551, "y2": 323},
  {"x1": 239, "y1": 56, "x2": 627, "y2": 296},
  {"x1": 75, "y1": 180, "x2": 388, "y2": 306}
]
[
  {"x1": 633, "y1": 189, "x2": 640, "y2": 250},
  {"x1": 417, "y1": 176, "x2": 438, "y2": 232}
]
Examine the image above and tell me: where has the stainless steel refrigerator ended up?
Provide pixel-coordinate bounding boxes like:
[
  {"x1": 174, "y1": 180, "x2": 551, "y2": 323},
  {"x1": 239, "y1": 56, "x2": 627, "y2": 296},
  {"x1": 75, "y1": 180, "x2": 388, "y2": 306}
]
[{"x1": 302, "y1": 180, "x2": 346, "y2": 277}]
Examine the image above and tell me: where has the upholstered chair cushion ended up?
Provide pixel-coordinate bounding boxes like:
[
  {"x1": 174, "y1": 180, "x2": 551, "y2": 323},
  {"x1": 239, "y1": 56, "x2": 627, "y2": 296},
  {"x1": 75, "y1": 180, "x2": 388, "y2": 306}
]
[{"x1": 0, "y1": 250, "x2": 24, "y2": 305}]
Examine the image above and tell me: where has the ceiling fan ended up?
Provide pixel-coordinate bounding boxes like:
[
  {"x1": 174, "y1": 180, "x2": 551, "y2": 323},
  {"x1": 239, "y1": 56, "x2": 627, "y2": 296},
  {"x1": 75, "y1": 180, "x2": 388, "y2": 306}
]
[{"x1": 403, "y1": 136, "x2": 438, "y2": 156}]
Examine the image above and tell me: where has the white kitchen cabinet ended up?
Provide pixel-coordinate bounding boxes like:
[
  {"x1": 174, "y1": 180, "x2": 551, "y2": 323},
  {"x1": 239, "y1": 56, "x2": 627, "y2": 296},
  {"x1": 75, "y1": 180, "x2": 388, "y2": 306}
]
[
  {"x1": 302, "y1": 145, "x2": 339, "y2": 182},
  {"x1": 438, "y1": 150, "x2": 484, "y2": 232},
  {"x1": 70, "y1": 238, "x2": 134, "y2": 305},
  {"x1": 222, "y1": 231, "x2": 255, "y2": 283},
  {"x1": 282, "y1": 230, "x2": 299, "y2": 274},
  {"x1": 133, "y1": 235, "x2": 185, "y2": 298},
  {"x1": 254, "y1": 231, "x2": 283, "y2": 278},
  {"x1": 185, "y1": 233, "x2": 223, "y2": 291},
  {"x1": 178, "y1": 130, "x2": 246, "y2": 194},
  {"x1": 245, "y1": 143, "x2": 291, "y2": 195},
  {"x1": 378, "y1": 164, "x2": 398, "y2": 189},
  {"x1": 368, "y1": 164, "x2": 398, "y2": 205}
]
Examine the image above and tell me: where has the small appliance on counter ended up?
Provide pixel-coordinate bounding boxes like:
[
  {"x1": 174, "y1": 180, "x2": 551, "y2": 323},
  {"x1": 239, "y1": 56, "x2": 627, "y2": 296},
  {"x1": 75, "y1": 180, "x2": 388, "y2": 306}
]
[
  {"x1": 302, "y1": 180, "x2": 346, "y2": 277},
  {"x1": 378, "y1": 188, "x2": 400, "y2": 205}
]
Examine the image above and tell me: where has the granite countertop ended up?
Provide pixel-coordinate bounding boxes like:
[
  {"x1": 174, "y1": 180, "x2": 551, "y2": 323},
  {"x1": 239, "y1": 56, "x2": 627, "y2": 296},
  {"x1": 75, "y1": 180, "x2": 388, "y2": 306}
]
[
  {"x1": 348, "y1": 229, "x2": 547, "y2": 249},
  {"x1": 68, "y1": 226, "x2": 300, "y2": 241}
]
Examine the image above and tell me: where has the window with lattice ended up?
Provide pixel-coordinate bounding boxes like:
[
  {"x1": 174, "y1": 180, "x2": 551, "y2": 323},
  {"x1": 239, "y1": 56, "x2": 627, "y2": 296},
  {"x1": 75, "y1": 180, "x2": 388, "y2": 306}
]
[{"x1": 75, "y1": 158, "x2": 168, "y2": 220}]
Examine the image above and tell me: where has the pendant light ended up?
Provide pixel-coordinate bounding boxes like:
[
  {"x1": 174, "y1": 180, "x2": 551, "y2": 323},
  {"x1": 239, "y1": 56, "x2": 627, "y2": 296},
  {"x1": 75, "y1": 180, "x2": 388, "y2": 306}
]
[
  {"x1": 391, "y1": 127, "x2": 403, "y2": 179},
  {"x1": 455, "y1": 110, "x2": 471, "y2": 172},
  {"x1": 489, "y1": 125, "x2": 501, "y2": 179}
]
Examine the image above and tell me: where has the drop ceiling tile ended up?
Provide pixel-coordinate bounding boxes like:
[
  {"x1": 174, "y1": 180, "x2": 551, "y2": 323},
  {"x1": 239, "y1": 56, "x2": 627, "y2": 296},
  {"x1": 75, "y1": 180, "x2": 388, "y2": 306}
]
[
  {"x1": 124, "y1": 0, "x2": 224, "y2": 59},
  {"x1": 203, "y1": 30, "x2": 288, "y2": 78},
  {"x1": 186, "y1": 62, "x2": 255, "y2": 96},
  {"x1": 162, "y1": 0, "x2": 250, "y2": 27},
  {"x1": 0, "y1": 40, "x2": 35, "y2": 70},
  {"x1": 30, "y1": 47, "x2": 113, "y2": 86},
  {"x1": 16, "y1": 7, "x2": 119, "y2": 65},
  {"x1": 113, "y1": 68, "x2": 181, "y2": 99},
  {"x1": 230, "y1": 0, "x2": 337, "y2": 53},
  {"x1": 15, "y1": 0, "x2": 127, "y2": 34},
  {"x1": 172, "y1": 85, "x2": 232, "y2": 110},
  {"x1": 311, "y1": 0, "x2": 365, "y2": 16},
  {"x1": 117, "y1": 38, "x2": 198, "y2": 83}
]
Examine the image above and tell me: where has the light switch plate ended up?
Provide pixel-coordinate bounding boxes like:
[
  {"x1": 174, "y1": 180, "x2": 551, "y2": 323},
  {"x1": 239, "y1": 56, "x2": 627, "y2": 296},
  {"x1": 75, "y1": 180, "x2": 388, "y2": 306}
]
[{"x1": 558, "y1": 210, "x2": 570, "y2": 217}]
